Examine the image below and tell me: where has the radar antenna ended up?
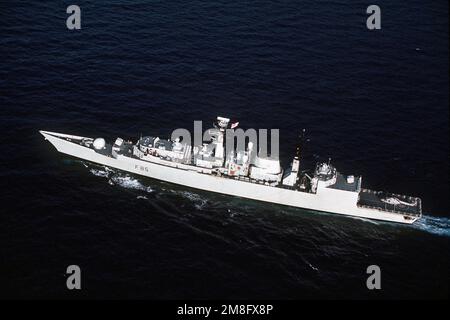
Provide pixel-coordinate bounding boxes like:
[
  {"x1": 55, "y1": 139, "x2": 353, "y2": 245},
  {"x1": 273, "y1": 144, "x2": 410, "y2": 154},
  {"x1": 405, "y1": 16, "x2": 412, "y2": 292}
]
[{"x1": 296, "y1": 129, "x2": 308, "y2": 161}]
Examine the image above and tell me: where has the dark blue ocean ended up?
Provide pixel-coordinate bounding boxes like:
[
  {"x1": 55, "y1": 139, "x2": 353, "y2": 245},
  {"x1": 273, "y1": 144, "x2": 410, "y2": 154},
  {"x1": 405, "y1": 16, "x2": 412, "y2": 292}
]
[{"x1": 1, "y1": 1, "x2": 448, "y2": 299}]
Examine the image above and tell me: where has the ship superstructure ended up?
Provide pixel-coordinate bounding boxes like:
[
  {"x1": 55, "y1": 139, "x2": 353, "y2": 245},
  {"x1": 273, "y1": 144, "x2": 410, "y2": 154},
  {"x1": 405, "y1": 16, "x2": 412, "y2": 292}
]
[{"x1": 40, "y1": 116, "x2": 422, "y2": 224}]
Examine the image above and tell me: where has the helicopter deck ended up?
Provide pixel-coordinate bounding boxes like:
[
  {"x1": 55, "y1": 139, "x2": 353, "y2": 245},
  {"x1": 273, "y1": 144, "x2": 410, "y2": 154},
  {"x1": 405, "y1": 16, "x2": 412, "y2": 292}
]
[{"x1": 357, "y1": 189, "x2": 422, "y2": 217}]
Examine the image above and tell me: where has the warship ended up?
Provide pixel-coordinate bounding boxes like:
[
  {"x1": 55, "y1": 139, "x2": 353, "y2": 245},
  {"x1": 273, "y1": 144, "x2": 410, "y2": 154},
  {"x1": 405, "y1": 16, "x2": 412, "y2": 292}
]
[{"x1": 40, "y1": 116, "x2": 422, "y2": 224}]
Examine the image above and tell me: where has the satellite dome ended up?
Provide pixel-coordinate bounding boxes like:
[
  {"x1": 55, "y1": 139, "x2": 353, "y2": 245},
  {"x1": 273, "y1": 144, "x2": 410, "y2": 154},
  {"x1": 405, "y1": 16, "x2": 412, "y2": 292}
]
[{"x1": 93, "y1": 138, "x2": 106, "y2": 150}]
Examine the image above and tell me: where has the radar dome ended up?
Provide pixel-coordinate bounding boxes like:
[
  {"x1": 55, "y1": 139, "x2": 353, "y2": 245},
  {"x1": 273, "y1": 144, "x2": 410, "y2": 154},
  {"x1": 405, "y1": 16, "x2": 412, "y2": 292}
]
[{"x1": 93, "y1": 138, "x2": 106, "y2": 150}]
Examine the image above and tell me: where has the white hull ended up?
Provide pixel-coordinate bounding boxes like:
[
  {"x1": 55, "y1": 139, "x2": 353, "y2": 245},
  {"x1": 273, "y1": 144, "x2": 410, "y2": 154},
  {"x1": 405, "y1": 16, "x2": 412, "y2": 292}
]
[{"x1": 40, "y1": 131, "x2": 420, "y2": 224}]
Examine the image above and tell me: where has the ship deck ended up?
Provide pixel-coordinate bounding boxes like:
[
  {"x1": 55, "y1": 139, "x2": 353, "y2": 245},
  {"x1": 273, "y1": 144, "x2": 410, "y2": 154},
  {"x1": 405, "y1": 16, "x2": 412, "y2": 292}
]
[
  {"x1": 357, "y1": 189, "x2": 422, "y2": 217},
  {"x1": 328, "y1": 173, "x2": 360, "y2": 192}
]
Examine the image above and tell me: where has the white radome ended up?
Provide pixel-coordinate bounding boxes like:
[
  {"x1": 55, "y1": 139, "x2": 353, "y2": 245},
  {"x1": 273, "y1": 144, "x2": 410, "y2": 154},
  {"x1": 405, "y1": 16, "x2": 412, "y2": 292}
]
[{"x1": 93, "y1": 138, "x2": 106, "y2": 150}]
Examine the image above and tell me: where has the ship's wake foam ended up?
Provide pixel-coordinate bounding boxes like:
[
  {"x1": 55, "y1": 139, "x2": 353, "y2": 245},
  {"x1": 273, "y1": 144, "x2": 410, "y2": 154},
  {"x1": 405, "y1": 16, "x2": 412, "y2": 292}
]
[
  {"x1": 108, "y1": 174, "x2": 153, "y2": 193},
  {"x1": 171, "y1": 190, "x2": 208, "y2": 210},
  {"x1": 87, "y1": 165, "x2": 210, "y2": 208},
  {"x1": 89, "y1": 168, "x2": 110, "y2": 178},
  {"x1": 413, "y1": 215, "x2": 450, "y2": 237},
  {"x1": 87, "y1": 165, "x2": 153, "y2": 193}
]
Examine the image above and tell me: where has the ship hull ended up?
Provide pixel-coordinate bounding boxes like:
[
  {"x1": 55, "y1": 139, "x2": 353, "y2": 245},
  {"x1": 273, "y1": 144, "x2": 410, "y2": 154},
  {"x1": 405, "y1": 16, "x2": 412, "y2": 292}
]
[{"x1": 40, "y1": 131, "x2": 420, "y2": 224}]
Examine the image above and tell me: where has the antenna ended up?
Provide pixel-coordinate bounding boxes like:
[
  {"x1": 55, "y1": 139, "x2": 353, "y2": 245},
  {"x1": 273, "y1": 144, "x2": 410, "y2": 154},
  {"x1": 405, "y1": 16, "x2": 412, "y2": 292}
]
[{"x1": 296, "y1": 128, "x2": 307, "y2": 160}]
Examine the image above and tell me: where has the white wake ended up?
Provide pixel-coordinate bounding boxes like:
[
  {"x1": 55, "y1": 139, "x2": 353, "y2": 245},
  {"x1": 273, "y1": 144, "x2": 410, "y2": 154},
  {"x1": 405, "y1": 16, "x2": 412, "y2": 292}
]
[
  {"x1": 108, "y1": 174, "x2": 153, "y2": 193},
  {"x1": 412, "y1": 215, "x2": 450, "y2": 237},
  {"x1": 87, "y1": 165, "x2": 153, "y2": 194}
]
